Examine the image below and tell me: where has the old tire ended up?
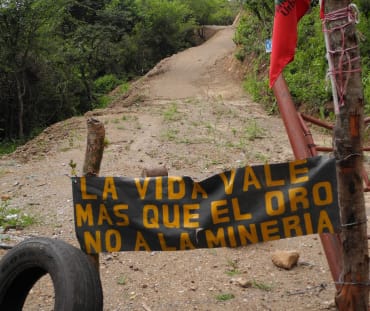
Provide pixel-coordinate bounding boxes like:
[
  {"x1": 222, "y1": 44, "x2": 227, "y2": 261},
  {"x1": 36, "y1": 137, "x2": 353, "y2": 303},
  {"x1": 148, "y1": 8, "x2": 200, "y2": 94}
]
[{"x1": 0, "y1": 237, "x2": 103, "y2": 311}]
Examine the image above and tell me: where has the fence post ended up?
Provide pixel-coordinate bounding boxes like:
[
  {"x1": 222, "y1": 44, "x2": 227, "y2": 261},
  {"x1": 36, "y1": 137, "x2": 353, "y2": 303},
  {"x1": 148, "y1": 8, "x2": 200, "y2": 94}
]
[
  {"x1": 322, "y1": 0, "x2": 369, "y2": 309},
  {"x1": 82, "y1": 118, "x2": 105, "y2": 271}
]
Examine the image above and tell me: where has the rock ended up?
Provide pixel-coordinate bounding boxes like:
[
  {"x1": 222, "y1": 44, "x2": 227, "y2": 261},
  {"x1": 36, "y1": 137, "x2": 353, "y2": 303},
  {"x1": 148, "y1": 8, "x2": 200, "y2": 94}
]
[
  {"x1": 232, "y1": 277, "x2": 252, "y2": 288},
  {"x1": 271, "y1": 250, "x2": 300, "y2": 270},
  {"x1": 1, "y1": 195, "x2": 11, "y2": 201}
]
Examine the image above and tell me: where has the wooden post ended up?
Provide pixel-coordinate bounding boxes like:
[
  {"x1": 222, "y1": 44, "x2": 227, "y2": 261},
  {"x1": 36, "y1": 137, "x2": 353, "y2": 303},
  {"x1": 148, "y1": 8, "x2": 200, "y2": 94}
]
[
  {"x1": 82, "y1": 118, "x2": 105, "y2": 271},
  {"x1": 322, "y1": 1, "x2": 369, "y2": 309}
]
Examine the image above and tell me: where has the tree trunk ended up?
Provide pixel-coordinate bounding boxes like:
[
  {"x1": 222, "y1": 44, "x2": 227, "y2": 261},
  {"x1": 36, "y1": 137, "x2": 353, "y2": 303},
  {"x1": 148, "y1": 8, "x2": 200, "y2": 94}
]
[
  {"x1": 15, "y1": 72, "x2": 25, "y2": 139},
  {"x1": 323, "y1": 0, "x2": 369, "y2": 310}
]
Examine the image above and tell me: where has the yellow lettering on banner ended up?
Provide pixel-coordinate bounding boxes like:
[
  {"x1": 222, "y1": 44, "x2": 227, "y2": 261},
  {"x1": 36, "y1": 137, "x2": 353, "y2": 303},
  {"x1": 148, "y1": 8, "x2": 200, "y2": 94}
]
[
  {"x1": 261, "y1": 220, "x2": 280, "y2": 241},
  {"x1": 75, "y1": 203, "x2": 94, "y2": 227},
  {"x1": 191, "y1": 182, "x2": 208, "y2": 199},
  {"x1": 135, "y1": 178, "x2": 150, "y2": 199},
  {"x1": 113, "y1": 204, "x2": 129, "y2": 226},
  {"x1": 237, "y1": 224, "x2": 258, "y2": 245},
  {"x1": 180, "y1": 233, "x2": 195, "y2": 250},
  {"x1": 97, "y1": 204, "x2": 113, "y2": 225},
  {"x1": 265, "y1": 191, "x2": 285, "y2": 216},
  {"x1": 102, "y1": 177, "x2": 118, "y2": 200},
  {"x1": 84, "y1": 231, "x2": 102, "y2": 253},
  {"x1": 243, "y1": 166, "x2": 261, "y2": 191},
  {"x1": 304, "y1": 213, "x2": 313, "y2": 234},
  {"x1": 135, "y1": 231, "x2": 151, "y2": 251},
  {"x1": 227, "y1": 226, "x2": 237, "y2": 247},
  {"x1": 313, "y1": 182, "x2": 333, "y2": 206},
  {"x1": 80, "y1": 177, "x2": 97, "y2": 200},
  {"x1": 282, "y1": 215, "x2": 303, "y2": 237},
  {"x1": 163, "y1": 204, "x2": 180, "y2": 228},
  {"x1": 156, "y1": 177, "x2": 163, "y2": 200},
  {"x1": 289, "y1": 159, "x2": 309, "y2": 184},
  {"x1": 288, "y1": 187, "x2": 309, "y2": 211},
  {"x1": 211, "y1": 200, "x2": 230, "y2": 224},
  {"x1": 232, "y1": 198, "x2": 252, "y2": 221},
  {"x1": 183, "y1": 204, "x2": 200, "y2": 228},
  {"x1": 219, "y1": 169, "x2": 236, "y2": 195},
  {"x1": 105, "y1": 229, "x2": 121, "y2": 252},
  {"x1": 168, "y1": 176, "x2": 185, "y2": 200},
  {"x1": 317, "y1": 210, "x2": 334, "y2": 233},
  {"x1": 205, "y1": 228, "x2": 227, "y2": 248},
  {"x1": 264, "y1": 164, "x2": 285, "y2": 187},
  {"x1": 143, "y1": 205, "x2": 159, "y2": 228},
  {"x1": 158, "y1": 233, "x2": 177, "y2": 251}
]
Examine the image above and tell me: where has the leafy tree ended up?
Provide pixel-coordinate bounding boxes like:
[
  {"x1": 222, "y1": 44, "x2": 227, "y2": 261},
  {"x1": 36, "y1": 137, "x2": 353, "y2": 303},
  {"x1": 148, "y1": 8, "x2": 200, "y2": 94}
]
[
  {"x1": 0, "y1": 0, "x2": 240, "y2": 143},
  {"x1": 133, "y1": 0, "x2": 196, "y2": 71},
  {"x1": 0, "y1": 0, "x2": 62, "y2": 139}
]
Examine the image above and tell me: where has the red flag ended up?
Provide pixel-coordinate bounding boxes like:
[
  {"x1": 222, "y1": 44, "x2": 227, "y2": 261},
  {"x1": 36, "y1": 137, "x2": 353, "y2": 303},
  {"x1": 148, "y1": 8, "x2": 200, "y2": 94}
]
[
  {"x1": 269, "y1": 0, "x2": 310, "y2": 88},
  {"x1": 320, "y1": 0, "x2": 325, "y2": 19}
]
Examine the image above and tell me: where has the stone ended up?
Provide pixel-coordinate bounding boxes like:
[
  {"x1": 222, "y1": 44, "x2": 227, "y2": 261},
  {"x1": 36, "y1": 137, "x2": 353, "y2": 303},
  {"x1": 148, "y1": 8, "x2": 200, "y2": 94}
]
[
  {"x1": 1, "y1": 195, "x2": 11, "y2": 201},
  {"x1": 271, "y1": 250, "x2": 300, "y2": 270},
  {"x1": 232, "y1": 277, "x2": 252, "y2": 288}
]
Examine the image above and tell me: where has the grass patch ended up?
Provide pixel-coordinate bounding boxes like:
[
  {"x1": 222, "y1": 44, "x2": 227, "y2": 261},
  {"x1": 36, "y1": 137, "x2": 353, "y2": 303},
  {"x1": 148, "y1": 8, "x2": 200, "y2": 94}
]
[
  {"x1": 0, "y1": 200, "x2": 36, "y2": 229},
  {"x1": 252, "y1": 279, "x2": 273, "y2": 291},
  {"x1": 225, "y1": 258, "x2": 240, "y2": 276},
  {"x1": 216, "y1": 293, "x2": 235, "y2": 301},
  {"x1": 162, "y1": 128, "x2": 179, "y2": 141},
  {"x1": 0, "y1": 140, "x2": 20, "y2": 155},
  {"x1": 244, "y1": 120, "x2": 265, "y2": 141},
  {"x1": 163, "y1": 102, "x2": 181, "y2": 121}
]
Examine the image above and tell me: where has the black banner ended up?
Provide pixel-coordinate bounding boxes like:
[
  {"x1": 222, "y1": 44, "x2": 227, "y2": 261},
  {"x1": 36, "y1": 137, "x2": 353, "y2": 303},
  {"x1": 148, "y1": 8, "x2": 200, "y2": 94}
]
[{"x1": 72, "y1": 156, "x2": 339, "y2": 254}]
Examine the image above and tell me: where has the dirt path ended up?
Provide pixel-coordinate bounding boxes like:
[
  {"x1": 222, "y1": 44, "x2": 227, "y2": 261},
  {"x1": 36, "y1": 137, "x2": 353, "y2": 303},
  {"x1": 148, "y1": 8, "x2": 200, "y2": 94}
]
[{"x1": 1, "y1": 25, "x2": 369, "y2": 311}]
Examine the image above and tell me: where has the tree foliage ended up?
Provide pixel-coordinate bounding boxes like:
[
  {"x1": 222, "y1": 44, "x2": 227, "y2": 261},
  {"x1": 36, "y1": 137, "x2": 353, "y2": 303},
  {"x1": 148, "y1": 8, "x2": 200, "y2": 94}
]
[
  {"x1": 235, "y1": 0, "x2": 370, "y2": 115},
  {"x1": 0, "y1": 0, "x2": 237, "y2": 143}
]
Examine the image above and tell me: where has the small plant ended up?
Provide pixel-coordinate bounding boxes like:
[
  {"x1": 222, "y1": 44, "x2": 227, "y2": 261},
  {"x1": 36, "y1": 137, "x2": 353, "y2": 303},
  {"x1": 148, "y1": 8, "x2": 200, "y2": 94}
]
[
  {"x1": 252, "y1": 279, "x2": 273, "y2": 291},
  {"x1": 117, "y1": 274, "x2": 127, "y2": 285},
  {"x1": 0, "y1": 200, "x2": 35, "y2": 230},
  {"x1": 245, "y1": 120, "x2": 265, "y2": 141},
  {"x1": 104, "y1": 137, "x2": 110, "y2": 147},
  {"x1": 69, "y1": 160, "x2": 77, "y2": 176},
  {"x1": 255, "y1": 152, "x2": 269, "y2": 163},
  {"x1": 216, "y1": 293, "x2": 235, "y2": 301},
  {"x1": 162, "y1": 128, "x2": 179, "y2": 141},
  {"x1": 225, "y1": 258, "x2": 240, "y2": 276},
  {"x1": 163, "y1": 102, "x2": 180, "y2": 121}
]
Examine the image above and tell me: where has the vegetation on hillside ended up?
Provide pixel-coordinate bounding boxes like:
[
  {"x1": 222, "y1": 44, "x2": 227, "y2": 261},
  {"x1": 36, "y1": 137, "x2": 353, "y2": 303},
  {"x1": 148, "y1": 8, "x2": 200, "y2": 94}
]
[
  {"x1": 2, "y1": 0, "x2": 368, "y2": 153},
  {"x1": 0, "y1": 0, "x2": 239, "y2": 146},
  {"x1": 235, "y1": 0, "x2": 370, "y2": 116}
]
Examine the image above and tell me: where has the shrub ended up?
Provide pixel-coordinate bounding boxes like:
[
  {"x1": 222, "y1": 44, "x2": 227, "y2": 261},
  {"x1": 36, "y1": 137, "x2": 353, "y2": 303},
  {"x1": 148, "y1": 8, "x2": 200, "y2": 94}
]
[{"x1": 93, "y1": 74, "x2": 122, "y2": 95}]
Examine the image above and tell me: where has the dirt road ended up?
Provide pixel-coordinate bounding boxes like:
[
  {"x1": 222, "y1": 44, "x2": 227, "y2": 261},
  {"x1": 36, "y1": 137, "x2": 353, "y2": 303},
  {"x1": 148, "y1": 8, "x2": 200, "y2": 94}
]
[{"x1": 1, "y1": 24, "x2": 369, "y2": 310}]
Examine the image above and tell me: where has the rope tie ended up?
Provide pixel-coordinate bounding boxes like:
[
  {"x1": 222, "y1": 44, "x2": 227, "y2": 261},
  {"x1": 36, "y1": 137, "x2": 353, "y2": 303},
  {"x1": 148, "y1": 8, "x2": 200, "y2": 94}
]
[{"x1": 322, "y1": 4, "x2": 361, "y2": 112}]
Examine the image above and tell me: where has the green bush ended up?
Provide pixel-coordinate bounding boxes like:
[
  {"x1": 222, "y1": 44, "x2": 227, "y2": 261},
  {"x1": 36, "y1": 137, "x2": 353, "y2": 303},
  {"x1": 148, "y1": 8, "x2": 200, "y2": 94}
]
[
  {"x1": 0, "y1": 140, "x2": 19, "y2": 155},
  {"x1": 284, "y1": 7, "x2": 331, "y2": 112},
  {"x1": 93, "y1": 74, "x2": 122, "y2": 95}
]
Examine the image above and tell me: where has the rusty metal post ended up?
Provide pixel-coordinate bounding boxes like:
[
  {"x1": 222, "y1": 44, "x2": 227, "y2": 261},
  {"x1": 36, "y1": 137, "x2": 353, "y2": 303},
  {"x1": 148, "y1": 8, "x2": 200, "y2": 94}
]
[
  {"x1": 272, "y1": 73, "x2": 343, "y2": 288},
  {"x1": 82, "y1": 118, "x2": 105, "y2": 271}
]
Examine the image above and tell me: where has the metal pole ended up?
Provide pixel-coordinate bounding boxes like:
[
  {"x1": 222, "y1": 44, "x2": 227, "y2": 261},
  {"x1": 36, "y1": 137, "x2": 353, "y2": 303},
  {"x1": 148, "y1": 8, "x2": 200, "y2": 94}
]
[{"x1": 272, "y1": 73, "x2": 343, "y2": 288}]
